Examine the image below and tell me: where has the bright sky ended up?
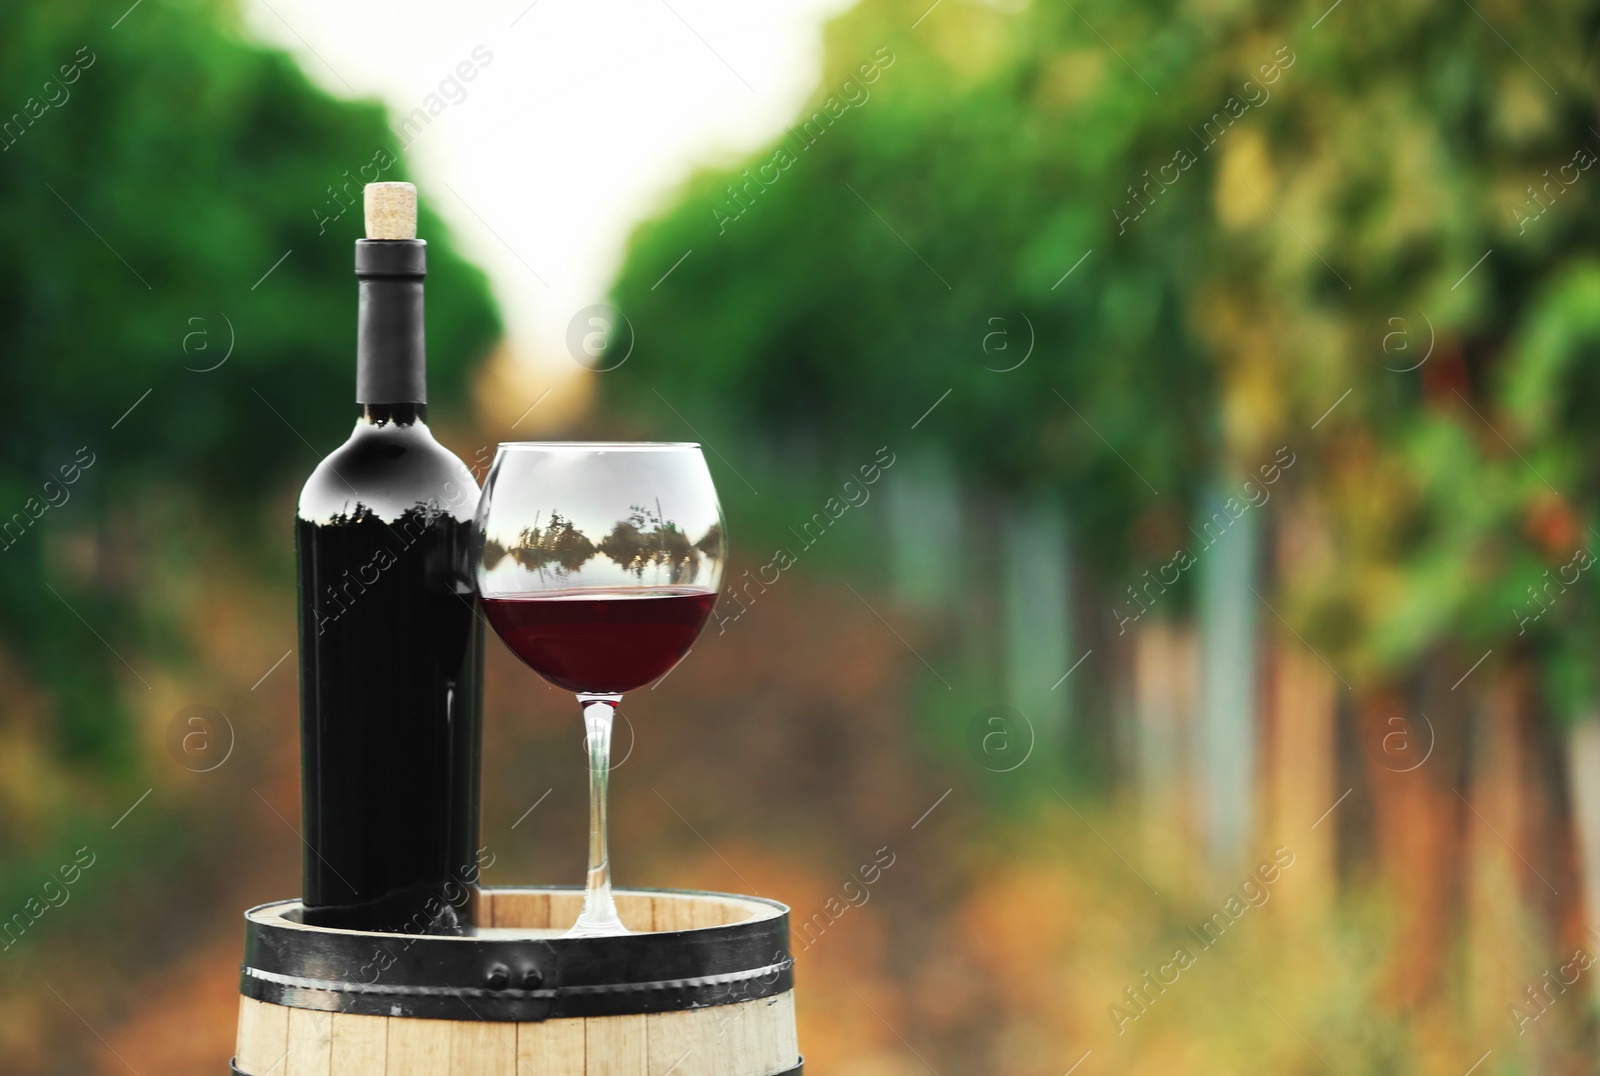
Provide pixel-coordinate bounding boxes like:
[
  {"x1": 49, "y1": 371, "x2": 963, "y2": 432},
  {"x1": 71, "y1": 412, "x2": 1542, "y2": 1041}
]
[{"x1": 244, "y1": 0, "x2": 854, "y2": 391}]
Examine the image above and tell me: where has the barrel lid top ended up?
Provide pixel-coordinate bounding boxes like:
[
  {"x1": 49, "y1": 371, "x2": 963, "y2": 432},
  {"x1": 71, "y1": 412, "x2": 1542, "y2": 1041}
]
[{"x1": 243, "y1": 884, "x2": 789, "y2": 941}]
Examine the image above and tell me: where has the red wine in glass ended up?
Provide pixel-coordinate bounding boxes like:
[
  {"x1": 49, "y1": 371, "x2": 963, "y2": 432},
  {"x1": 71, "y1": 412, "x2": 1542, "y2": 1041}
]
[
  {"x1": 483, "y1": 588, "x2": 716, "y2": 693},
  {"x1": 476, "y1": 442, "x2": 726, "y2": 937}
]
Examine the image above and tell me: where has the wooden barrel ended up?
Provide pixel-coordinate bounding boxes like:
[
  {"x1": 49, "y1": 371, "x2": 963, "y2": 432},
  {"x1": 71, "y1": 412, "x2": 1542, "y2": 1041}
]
[{"x1": 232, "y1": 886, "x2": 801, "y2": 1075}]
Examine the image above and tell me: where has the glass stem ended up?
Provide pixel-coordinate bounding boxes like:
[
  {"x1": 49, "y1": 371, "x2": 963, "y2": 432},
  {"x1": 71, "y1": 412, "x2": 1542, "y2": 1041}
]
[{"x1": 567, "y1": 693, "x2": 626, "y2": 937}]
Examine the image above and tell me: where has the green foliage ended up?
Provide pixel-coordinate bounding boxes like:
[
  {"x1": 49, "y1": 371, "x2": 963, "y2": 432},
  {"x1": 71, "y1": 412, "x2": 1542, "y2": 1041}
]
[
  {"x1": 610, "y1": 3, "x2": 1222, "y2": 574},
  {"x1": 610, "y1": 0, "x2": 1600, "y2": 709},
  {"x1": 0, "y1": 0, "x2": 498, "y2": 765}
]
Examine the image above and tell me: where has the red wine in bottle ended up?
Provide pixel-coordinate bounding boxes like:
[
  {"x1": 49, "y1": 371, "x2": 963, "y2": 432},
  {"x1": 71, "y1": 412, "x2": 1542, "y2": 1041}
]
[
  {"x1": 296, "y1": 183, "x2": 484, "y2": 934},
  {"x1": 483, "y1": 588, "x2": 715, "y2": 693}
]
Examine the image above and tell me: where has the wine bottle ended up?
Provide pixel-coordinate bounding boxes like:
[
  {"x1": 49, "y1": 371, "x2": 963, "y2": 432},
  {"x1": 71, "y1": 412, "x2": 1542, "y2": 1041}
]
[{"x1": 296, "y1": 182, "x2": 484, "y2": 934}]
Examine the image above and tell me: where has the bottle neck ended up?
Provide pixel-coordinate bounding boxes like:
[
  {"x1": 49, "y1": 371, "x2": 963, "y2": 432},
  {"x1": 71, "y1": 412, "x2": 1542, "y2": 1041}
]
[
  {"x1": 360, "y1": 402, "x2": 428, "y2": 427},
  {"x1": 355, "y1": 239, "x2": 428, "y2": 407}
]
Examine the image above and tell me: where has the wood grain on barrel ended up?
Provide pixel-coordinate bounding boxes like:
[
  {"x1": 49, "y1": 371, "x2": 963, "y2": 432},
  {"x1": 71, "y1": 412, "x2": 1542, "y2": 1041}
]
[
  {"x1": 548, "y1": 890, "x2": 584, "y2": 929},
  {"x1": 452, "y1": 1020, "x2": 519, "y2": 1075},
  {"x1": 387, "y1": 1016, "x2": 453, "y2": 1076},
  {"x1": 517, "y1": 1016, "x2": 586, "y2": 1073},
  {"x1": 329, "y1": 1012, "x2": 387, "y2": 1075},
  {"x1": 647, "y1": 1006, "x2": 709, "y2": 1076},
  {"x1": 651, "y1": 894, "x2": 697, "y2": 934},
  {"x1": 765, "y1": 994, "x2": 800, "y2": 1072},
  {"x1": 237, "y1": 995, "x2": 289, "y2": 1074},
  {"x1": 285, "y1": 1007, "x2": 331, "y2": 1075},
  {"x1": 241, "y1": 1002, "x2": 797, "y2": 1075},
  {"x1": 613, "y1": 891, "x2": 656, "y2": 931},
  {"x1": 488, "y1": 888, "x2": 546, "y2": 929},
  {"x1": 586, "y1": 1013, "x2": 648, "y2": 1075}
]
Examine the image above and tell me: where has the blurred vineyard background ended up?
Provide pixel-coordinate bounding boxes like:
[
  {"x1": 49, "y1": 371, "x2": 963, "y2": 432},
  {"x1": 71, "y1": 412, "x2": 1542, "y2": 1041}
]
[{"x1": 6, "y1": 0, "x2": 1600, "y2": 1072}]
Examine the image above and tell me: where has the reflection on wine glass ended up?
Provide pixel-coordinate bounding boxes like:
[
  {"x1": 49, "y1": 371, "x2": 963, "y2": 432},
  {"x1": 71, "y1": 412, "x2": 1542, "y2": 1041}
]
[{"x1": 475, "y1": 443, "x2": 726, "y2": 937}]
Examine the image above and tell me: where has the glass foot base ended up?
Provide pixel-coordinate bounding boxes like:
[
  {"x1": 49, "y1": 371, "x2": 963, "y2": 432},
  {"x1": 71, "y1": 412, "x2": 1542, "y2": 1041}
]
[{"x1": 562, "y1": 911, "x2": 630, "y2": 939}]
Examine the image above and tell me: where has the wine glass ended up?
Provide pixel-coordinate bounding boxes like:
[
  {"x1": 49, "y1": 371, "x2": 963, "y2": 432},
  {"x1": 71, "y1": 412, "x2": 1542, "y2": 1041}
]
[{"x1": 475, "y1": 443, "x2": 726, "y2": 937}]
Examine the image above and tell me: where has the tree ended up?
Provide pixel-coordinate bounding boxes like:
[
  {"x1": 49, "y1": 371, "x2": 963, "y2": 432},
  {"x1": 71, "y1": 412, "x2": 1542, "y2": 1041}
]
[{"x1": 0, "y1": 0, "x2": 499, "y2": 769}]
